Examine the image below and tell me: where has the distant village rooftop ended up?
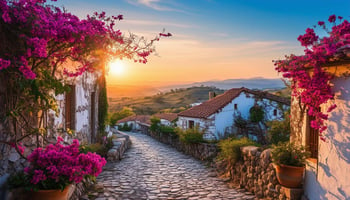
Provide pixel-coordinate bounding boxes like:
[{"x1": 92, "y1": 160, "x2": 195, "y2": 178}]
[
  {"x1": 153, "y1": 113, "x2": 178, "y2": 122},
  {"x1": 178, "y1": 87, "x2": 290, "y2": 118},
  {"x1": 117, "y1": 115, "x2": 151, "y2": 125}
]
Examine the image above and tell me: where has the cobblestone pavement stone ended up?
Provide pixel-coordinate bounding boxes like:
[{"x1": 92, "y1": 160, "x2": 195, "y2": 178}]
[{"x1": 93, "y1": 132, "x2": 255, "y2": 200}]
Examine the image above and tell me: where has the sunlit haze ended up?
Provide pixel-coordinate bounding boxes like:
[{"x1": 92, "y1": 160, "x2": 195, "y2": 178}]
[
  {"x1": 54, "y1": 0, "x2": 350, "y2": 86},
  {"x1": 108, "y1": 60, "x2": 126, "y2": 76}
]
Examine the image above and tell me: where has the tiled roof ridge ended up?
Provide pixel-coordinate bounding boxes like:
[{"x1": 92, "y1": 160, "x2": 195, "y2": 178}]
[
  {"x1": 178, "y1": 87, "x2": 290, "y2": 118},
  {"x1": 178, "y1": 87, "x2": 245, "y2": 118},
  {"x1": 153, "y1": 113, "x2": 178, "y2": 122}
]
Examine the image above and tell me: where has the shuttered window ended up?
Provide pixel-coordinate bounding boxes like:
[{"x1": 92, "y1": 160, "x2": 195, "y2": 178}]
[{"x1": 65, "y1": 85, "x2": 75, "y2": 130}]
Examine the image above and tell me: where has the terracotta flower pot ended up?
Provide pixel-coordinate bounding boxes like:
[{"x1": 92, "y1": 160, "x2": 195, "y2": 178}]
[
  {"x1": 27, "y1": 185, "x2": 71, "y2": 200},
  {"x1": 274, "y1": 164, "x2": 305, "y2": 188}
]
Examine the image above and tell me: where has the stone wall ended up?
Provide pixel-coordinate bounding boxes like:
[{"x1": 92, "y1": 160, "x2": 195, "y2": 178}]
[
  {"x1": 230, "y1": 146, "x2": 302, "y2": 200},
  {"x1": 147, "y1": 131, "x2": 218, "y2": 161},
  {"x1": 106, "y1": 131, "x2": 132, "y2": 161}
]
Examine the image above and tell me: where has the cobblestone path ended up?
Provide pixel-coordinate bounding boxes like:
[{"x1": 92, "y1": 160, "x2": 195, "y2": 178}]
[{"x1": 95, "y1": 132, "x2": 255, "y2": 200}]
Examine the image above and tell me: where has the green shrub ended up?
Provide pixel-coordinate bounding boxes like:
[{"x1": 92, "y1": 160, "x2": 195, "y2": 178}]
[
  {"x1": 118, "y1": 123, "x2": 132, "y2": 131},
  {"x1": 176, "y1": 127, "x2": 204, "y2": 144},
  {"x1": 159, "y1": 125, "x2": 176, "y2": 137},
  {"x1": 249, "y1": 105, "x2": 264, "y2": 123},
  {"x1": 80, "y1": 136, "x2": 114, "y2": 158},
  {"x1": 267, "y1": 111, "x2": 290, "y2": 144},
  {"x1": 150, "y1": 117, "x2": 160, "y2": 132},
  {"x1": 218, "y1": 137, "x2": 258, "y2": 170}
]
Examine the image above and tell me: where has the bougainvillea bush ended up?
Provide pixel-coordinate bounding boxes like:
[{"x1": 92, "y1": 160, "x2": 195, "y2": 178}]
[
  {"x1": 0, "y1": 0, "x2": 169, "y2": 153},
  {"x1": 9, "y1": 137, "x2": 106, "y2": 191},
  {"x1": 274, "y1": 15, "x2": 350, "y2": 141}
]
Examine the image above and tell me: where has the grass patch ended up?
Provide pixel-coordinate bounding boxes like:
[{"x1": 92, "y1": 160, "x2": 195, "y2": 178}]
[{"x1": 218, "y1": 137, "x2": 258, "y2": 170}]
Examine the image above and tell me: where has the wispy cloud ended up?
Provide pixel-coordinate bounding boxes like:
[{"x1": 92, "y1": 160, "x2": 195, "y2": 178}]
[
  {"x1": 125, "y1": 19, "x2": 196, "y2": 28},
  {"x1": 125, "y1": 0, "x2": 185, "y2": 12}
]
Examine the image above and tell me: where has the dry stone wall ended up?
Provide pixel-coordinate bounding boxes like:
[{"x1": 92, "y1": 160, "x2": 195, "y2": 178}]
[{"x1": 230, "y1": 146, "x2": 303, "y2": 200}]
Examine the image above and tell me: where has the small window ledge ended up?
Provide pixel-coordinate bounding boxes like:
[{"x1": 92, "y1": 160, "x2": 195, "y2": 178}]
[{"x1": 306, "y1": 158, "x2": 317, "y2": 169}]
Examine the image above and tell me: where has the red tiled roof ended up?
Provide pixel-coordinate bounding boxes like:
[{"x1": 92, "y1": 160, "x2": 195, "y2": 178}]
[
  {"x1": 153, "y1": 113, "x2": 178, "y2": 122},
  {"x1": 178, "y1": 87, "x2": 290, "y2": 118},
  {"x1": 135, "y1": 115, "x2": 151, "y2": 125},
  {"x1": 117, "y1": 115, "x2": 151, "y2": 125},
  {"x1": 117, "y1": 115, "x2": 136, "y2": 123}
]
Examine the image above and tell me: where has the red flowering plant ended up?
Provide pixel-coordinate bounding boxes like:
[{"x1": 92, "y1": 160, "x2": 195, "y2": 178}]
[
  {"x1": 9, "y1": 137, "x2": 106, "y2": 191},
  {"x1": 274, "y1": 15, "x2": 350, "y2": 141},
  {"x1": 0, "y1": 0, "x2": 170, "y2": 155}
]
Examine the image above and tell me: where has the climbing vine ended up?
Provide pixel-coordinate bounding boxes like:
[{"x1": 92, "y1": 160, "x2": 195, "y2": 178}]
[
  {"x1": 98, "y1": 74, "x2": 108, "y2": 135},
  {"x1": 274, "y1": 15, "x2": 350, "y2": 141}
]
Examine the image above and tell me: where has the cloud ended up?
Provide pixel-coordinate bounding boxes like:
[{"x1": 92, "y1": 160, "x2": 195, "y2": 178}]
[
  {"x1": 125, "y1": 0, "x2": 185, "y2": 12},
  {"x1": 125, "y1": 19, "x2": 196, "y2": 28}
]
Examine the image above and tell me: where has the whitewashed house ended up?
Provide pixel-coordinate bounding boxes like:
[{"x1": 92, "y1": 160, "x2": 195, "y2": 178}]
[
  {"x1": 0, "y1": 70, "x2": 104, "y2": 177},
  {"x1": 290, "y1": 60, "x2": 350, "y2": 199},
  {"x1": 47, "y1": 71, "x2": 102, "y2": 144},
  {"x1": 153, "y1": 113, "x2": 178, "y2": 126},
  {"x1": 177, "y1": 87, "x2": 290, "y2": 140}
]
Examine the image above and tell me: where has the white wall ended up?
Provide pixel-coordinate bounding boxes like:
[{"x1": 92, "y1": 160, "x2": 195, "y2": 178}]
[
  {"x1": 160, "y1": 119, "x2": 172, "y2": 126},
  {"x1": 178, "y1": 91, "x2": 289, "y2": 140},
  {"x1": 49, "y1": 71, "x2": 99, "y2": 143},
  {"x1": 304, "y1": 77, "x2": 350, "y2": 199}
]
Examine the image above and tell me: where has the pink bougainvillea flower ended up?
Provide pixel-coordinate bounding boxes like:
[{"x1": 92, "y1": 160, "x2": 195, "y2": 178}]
[
  {"x1": 275, "y1": 15, "x2": 349, "y2": 136},
  {"x1": 328, "y1": 14, "x2": 336, "y2": 23}
]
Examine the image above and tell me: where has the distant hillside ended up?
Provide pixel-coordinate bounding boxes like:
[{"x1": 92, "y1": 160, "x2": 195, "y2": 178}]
[
  {"x1": 107, "y1": 78, "x2": 286, "y2": 98},
  {"x1": 159, "y1": 77, "x2": 286, "y2": 92},
  {"x1": 107, "y1": 85, "x2": 159, "y2": 98},
  {"x1": 108, "y1": 86, "x2": 225, "y2": 114}
]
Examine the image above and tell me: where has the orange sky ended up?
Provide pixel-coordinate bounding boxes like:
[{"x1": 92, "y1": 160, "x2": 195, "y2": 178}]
[
  {"x1": 106, "y1": 37, "x2": 302, "y2": 86},
  {"x1": 54, "y1": 0, "x2": 349, "y2": 87}
]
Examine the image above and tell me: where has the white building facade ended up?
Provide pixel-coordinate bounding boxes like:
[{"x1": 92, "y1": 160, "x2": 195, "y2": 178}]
[
  {"x1": 177, "y1": 88, "x2": 290, "y2": 140},
  {"x1": 48, "y1": 71, "x2": 101, "y2": 144},
  {"x1": 290, "y1": 63, "x2": 350, "y2": 200}
]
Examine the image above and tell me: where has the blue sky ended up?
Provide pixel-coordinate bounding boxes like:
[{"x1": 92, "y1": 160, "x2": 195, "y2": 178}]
[{"x1": 54, "y1": 0, "x2": 350, "y2": 85}]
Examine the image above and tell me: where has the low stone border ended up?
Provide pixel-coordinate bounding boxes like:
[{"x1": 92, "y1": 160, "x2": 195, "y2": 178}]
[
  {"x1": 106, "y1": 131, "x2": 132, "y2": 161},
  {"x1": 227, "y1": 146, "x2": 303, "y2": 200}
]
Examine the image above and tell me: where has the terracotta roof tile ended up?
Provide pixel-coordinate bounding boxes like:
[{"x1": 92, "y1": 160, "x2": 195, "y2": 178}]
[
  {"x1": 117, "y1": 115, "x2": 151, "y2": 125},
  {"x1": 178, "y1": 87, "x2": 290, "y2": 118},
  {"x1": 154, "y1": 113, "x2": 178, "y2": 122},
  {"x1": 117, "y1": 115, "x2": 137, "y2": 123}
]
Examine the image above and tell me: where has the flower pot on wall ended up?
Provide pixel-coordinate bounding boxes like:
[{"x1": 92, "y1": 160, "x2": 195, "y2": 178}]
[
  {"x1": 274, "y1": 164, "x2": 305, "y2": 188},
  {"x1": 27, "y1": 184, "x2": 71, "y2": 200}
]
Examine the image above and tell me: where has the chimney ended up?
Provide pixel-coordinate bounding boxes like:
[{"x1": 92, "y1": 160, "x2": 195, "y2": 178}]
[{"x1": 209, "y1": 91, "x2": 215, "y2": 100}]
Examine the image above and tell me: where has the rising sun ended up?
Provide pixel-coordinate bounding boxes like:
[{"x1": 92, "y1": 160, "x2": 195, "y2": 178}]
[{"x1": 108, "y1": 60, "x2": 125, "y2": 76}]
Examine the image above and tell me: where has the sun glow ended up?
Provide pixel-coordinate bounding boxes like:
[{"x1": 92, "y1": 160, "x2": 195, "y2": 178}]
[{"x1": 108, "y1": 60, "x2": 125, "y2": 76}]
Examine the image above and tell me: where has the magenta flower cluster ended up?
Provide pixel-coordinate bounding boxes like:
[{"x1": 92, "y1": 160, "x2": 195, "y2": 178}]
[
  {"x1": 274, "y1": 15, "x2": 350, "y2": 140},
  {"x1": 24, "y1": 137, "x2": 106, "y2": 187},
  {"x1": 0, "y1": 0, "x2": 171, "y2": 79}
]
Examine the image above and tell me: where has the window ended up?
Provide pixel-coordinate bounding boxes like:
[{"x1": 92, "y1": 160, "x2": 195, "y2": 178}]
[
  {"x1": 308, "y1": 113, "x2": 319, "y2": 159},
  {"x1": 273, "y1": 109, "x2": 277, "y2": 116},
  {"x1": 234, "y1": 104, "x2": 238, "y2": 109},
  {"x1": 189, "y1": 120, "x2": 194, "y2": 129},
  {"x1": 65, "y1": 85, "x2": 75, "y2": 130}
]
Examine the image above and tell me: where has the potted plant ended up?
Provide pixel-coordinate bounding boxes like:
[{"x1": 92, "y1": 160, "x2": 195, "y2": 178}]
[
  {"x1": 271, "y1": 142, "x2": 310, "y2": 188},
  {"x1": 8, "y1": 137, "x2": 107, "y2": 200}
]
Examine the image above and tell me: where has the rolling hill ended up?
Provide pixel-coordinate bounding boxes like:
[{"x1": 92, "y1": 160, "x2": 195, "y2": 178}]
[{"x1": 108, "y1": 86, "x2": 225, "y2": 114}]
